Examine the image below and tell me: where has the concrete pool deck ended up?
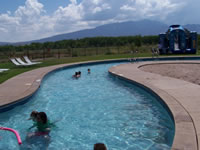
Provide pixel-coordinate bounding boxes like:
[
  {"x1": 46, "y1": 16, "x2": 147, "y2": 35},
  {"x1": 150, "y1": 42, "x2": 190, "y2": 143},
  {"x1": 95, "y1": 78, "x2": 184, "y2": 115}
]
[
  {"x1": 0, "y1": 63, "x2": 74, "y2": 108},
  {"x1": 109, "y1": 61, "x2": 200, "y2": 150},
  {"x1": 0, "y1": 60, "x2": 199, "y2": 149}
]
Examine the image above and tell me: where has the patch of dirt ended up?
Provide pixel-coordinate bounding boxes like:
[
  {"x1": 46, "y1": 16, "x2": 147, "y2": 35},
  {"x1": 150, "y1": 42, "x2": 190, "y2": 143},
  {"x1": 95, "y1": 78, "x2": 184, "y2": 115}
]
[{"x1": 140, "y1": 64, "x2": 200, "y2": 85}]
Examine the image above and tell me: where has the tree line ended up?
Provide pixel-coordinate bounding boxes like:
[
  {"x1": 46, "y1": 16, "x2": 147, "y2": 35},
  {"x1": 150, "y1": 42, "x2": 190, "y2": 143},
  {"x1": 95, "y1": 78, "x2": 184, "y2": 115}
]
[{"x1": 0, "y1": 35, "x2": 159, "y2": 52}]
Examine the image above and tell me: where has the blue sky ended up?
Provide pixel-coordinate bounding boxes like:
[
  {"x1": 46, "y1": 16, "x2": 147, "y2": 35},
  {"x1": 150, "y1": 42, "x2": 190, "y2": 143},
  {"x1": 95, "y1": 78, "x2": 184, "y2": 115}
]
[
  {"x1": 0, "y1": 0, "x2": 199, "y2": 42},
  {"x1": 0, "y1": 0, "x2": 80, "y2": 14}
]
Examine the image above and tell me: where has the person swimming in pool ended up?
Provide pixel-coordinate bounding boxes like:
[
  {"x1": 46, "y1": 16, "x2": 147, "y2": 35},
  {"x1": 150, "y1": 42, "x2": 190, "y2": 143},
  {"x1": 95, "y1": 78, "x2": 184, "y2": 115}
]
[
  {"x1": 28, "y1": 110, "x2": 38, "y2": 127},
  {"x1": 29, "y1": 110, "x2": 38, "y2": 121},
  {"x1": 36, "y1": 112, "x2": 51, "y2": 133},
  {"x1": 26, "y1": 112, "x2": 52, "y2": 149},
  {"x1": 28, "y1": 110, "x2": 39, "y2": 131},
  {"x1": 88, "y1": 68, "x2": 91, "y2": 74},
  {"x1": 72, "y1": 72, "x2": 80, "y2": 79},
  {"x1": 78, "y1": 71, "x2": 81, "y2": 76},
  {"x1": 94, "y1": 143, "x2": 107, "y2": 150},
  {"x1": 27, "y1": 112, "x2": 52, "y2": 138}
]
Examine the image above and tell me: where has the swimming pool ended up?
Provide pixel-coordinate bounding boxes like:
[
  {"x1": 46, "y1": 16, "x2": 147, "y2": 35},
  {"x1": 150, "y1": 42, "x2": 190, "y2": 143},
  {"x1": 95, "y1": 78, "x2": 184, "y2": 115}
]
[{"x1": 0, "y1": 62, "x2": 174, "y2": 150}]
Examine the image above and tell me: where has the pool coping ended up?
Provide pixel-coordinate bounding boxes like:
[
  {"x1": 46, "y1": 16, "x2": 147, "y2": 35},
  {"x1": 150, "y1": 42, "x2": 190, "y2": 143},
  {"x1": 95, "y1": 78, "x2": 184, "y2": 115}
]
[
  {"x1": 109, "y1": 60, "x2": 200, "y2": 150},
  {"x1": 0, "y1": 59, "x2": 128, "y2": 111},
  {"x1": 0, "y1": 58, "x2": 199, "y2": 149}
]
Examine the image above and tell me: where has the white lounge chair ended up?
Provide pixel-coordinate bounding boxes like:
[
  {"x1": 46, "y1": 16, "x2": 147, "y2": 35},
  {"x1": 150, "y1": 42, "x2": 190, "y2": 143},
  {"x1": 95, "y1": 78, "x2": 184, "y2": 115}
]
[
  {"x1": 16, "y1": 58, "x2": 33, "y2": 66},
  {"x1": 0, "y1": 69, "x2": 9, "y2": 73},
  {"x1": 10, "y1": 58, "x2": 23, "y2": 66},
  {"x1": 24, "y1": 56, "x2": 41, "y2": 65},
  {"x1": 10, "y1": 58, "x2": 29, "y2": 66}
]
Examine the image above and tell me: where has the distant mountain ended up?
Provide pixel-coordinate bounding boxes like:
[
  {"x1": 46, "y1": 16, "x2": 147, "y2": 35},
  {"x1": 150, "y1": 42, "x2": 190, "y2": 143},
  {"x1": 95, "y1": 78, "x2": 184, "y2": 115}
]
[
  {"x1": 32, "y1": 19, "x2": 168, "y2": 43},
  {"x1": 183, "y1": 24, "x2": 200, "y2": 32},
  {"x1": 0, "y1": 42, "x2": 11, "y2": 45},
  {"x1": 1, "y1": 19, "x2": 200, "y2": 45}
]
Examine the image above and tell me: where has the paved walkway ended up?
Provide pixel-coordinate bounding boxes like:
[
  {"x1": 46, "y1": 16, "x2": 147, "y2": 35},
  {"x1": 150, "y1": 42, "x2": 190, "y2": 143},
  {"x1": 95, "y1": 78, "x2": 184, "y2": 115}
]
[
  {"x1": 0, "y1": 60, "x2": 200, "y2": 150},
  {"x1": 109, "y1": 60, "x2": 200, "y2": 150},
  {"x1": 0, "y1": 63, "x2": 77, "y2": 107}
]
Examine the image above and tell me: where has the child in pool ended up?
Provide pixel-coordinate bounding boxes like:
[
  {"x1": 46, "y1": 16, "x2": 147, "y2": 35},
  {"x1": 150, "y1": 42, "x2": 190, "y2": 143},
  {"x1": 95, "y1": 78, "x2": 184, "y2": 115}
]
[
  {"x1": 28, "y1": 110, "x2": 38, "y2": 130},
  {"x1": 36, "y1": 112, "x2": 51, "y2": 133},
  {"x1": 27, "y1": 112, "x2": 51, "y2": 137},
  {"x1": 94, "y1": 143, "x2": 107, "y2": 150},
  {"x1": 28, "y1": 110, "x2": 38, "y2": 121},
  {"x1": 88, "y1": 68, "x2": 91, "y2": 74},
  {"x1": 72, "y1": 72, "x2": 80, "y2": 78},
  {"x1": 26, "y1": 112, "x2": 51, "y2": 149}
]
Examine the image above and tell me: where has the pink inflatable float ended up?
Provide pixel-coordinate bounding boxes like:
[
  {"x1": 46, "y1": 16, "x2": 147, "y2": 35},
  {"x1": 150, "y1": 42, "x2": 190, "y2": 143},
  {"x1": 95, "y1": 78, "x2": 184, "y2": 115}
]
[{"x1": 0, "y1": 127, "x2": 22, "y2": 145}]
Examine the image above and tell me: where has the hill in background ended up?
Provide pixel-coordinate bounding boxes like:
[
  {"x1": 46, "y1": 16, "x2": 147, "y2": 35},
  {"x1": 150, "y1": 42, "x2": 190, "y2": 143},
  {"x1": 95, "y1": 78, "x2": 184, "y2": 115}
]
[{"x1": 1, "y1": 19, "x2": 200, "y2": 45}]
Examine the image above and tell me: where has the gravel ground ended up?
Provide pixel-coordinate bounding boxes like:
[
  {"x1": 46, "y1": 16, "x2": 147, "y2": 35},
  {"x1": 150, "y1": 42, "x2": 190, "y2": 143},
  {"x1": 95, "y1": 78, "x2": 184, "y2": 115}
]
[{"x1": 140, "y1": 63, "x2": 200, "y2": 85}]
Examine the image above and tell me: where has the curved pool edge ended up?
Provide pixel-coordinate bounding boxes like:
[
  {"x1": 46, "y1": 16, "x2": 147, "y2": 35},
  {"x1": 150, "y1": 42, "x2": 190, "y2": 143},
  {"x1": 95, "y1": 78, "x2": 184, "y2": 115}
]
[
  {"x1": 1, "y1": 56, "x2": 200, "y2": 110},
  {"x1": 0, "y1": 58, "x2": 199, "y2": 149},
  {"x1": 0, "y1": 59, "x2": 128, "y2": 112},
  {"x1": 109, "y1": 61, "x2": 200, "y2": 150}
]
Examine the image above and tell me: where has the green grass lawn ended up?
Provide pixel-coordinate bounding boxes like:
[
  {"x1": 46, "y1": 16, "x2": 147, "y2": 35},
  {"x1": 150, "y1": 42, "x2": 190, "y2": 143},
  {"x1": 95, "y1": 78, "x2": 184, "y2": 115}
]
[{"x1": 0, "y1": 52, "x2": 199, "y2": 84}]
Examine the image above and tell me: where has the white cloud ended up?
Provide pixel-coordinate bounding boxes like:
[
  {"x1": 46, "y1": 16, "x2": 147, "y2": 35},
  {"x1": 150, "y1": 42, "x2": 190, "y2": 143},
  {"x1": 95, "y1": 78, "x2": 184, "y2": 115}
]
[
  {"x1": 54, "y1": 3, "x2": 83, "y2": 21},
  {"x1": 70, "y1": 0, "x2": 77, "y2": 5},
  {"x1": 0, "y1": 0, "x2": 88, "y2": 42},
  {"x1": 102, "y1": 3, "x2": 111, "y2": 10},
  {"x1": 93, "y1": 0, "x2": 102, "y2": 5},
  {"x1": 120, "y1": 5, "x2": 136, "y2": 11},
  {"x1": 92, "y1": 4, "x2": 111, "y2": 14},
  {"x1": 15, "y1": 0, "x2": 45, "y2": 18},
  {"x1": 92, "y1": 7, "x2": 102, "y2": 14},
  {"x1": 119, "y1": 0, "x2": 186, "y2": 21},
  {"x1": 0, "y1": 0, "x2": 196, "y2": 42}
]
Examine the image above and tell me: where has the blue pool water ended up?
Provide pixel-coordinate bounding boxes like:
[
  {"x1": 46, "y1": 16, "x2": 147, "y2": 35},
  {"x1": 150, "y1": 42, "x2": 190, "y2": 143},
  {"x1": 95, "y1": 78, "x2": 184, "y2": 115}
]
[{"x1": 0, "y1": 62, "x2": 174, "y2": 150}]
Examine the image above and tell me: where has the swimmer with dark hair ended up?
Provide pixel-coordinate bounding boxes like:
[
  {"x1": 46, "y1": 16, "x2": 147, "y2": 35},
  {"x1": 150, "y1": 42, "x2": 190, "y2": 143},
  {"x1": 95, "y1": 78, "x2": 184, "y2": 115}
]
[
  {"x1": 88, "y1": 68, "x2": 91, "y2": 74},
  {"x1": 27, "y1": 112, "x2": 51, "y2": 137},
  {"x1": 72, "y1": 72, "x2": 80, "y2": 78},
  {"x1": 94, "y1": 143, "x2": 107, "y2": 150},
  {"x1": 28, "y1": 111, "x2": 38, "y2": 130}
]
